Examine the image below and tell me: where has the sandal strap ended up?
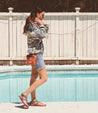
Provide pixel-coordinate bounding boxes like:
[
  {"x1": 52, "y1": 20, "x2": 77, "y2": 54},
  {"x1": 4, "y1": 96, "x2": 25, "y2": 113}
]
[
  {"x1": 21, "y1": 93, "x2": 27, "y2": 101},
  {"x1": 31, "y1": 100, "x2": 40, "y2": 105},
  {"x1": 21, "y1": 93, "x2": 27, "y2": 98}
]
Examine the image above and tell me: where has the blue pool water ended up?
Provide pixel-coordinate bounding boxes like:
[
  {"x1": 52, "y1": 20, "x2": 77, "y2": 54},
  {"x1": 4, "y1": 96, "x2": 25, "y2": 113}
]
[{"x1": 0, "y1": 70, "x2": 98, "y2": 103}]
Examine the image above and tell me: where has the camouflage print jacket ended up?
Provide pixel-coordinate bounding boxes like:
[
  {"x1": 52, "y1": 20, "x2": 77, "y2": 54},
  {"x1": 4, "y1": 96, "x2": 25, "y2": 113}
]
[{"x1": 26, "y1": 22, "x2": 49, "y2": 54}]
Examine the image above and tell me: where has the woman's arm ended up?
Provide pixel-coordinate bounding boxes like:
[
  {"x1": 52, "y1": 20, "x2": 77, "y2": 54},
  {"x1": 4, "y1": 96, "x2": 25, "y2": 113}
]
[{"x1": 27, "y1": 23, "x2": 48, "y2": 39}]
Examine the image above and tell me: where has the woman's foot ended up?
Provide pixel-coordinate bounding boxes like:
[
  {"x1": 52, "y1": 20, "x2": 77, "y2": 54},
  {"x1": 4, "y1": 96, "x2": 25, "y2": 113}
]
[
  {"x1": 30, "y1": 99, "x2": 46, "y2": 106},
  {"x1": 19, "y1": 93, "x2": 29, "y2": 109}
]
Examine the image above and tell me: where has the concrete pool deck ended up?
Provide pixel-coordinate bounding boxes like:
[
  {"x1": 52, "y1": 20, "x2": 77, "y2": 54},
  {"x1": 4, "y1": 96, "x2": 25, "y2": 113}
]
[{"x1": 0, "y1": 102, "x2": 98, "y2": 113}]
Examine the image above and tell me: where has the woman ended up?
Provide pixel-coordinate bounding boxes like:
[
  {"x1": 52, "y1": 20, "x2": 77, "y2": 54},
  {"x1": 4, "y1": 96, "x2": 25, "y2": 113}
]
[{"x1": 19, "y1": 7, "x2": 49, "y2": 109}]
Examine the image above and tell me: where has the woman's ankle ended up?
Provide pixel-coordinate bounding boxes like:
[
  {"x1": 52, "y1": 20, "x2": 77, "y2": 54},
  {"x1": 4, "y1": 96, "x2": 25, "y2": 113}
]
[
  {"x1": 32, "y1": 98, "x2": 37, "y2": 101},
  {"x1": 22, "y1": 93, "x2": 28, "y2": 98}
]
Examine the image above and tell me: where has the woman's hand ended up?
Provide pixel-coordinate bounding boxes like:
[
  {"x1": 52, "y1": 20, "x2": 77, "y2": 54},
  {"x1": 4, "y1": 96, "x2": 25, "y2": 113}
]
[{"x1": 34, "y1": 17, "x2": 44, "y2": 25}]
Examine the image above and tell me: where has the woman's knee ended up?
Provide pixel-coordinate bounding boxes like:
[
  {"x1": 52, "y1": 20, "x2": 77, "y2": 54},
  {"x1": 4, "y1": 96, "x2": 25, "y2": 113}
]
[
  {"x1": 43, "y1": 77, "x2": 48, "y2": 82},
  {"x1": 37, "y1": 67, "x2": 48, "y2": 82},
  {"x1": 40, "y1": 75, "x2": 48, "y2": 82},
  {"x1": 39, "y1": 76, "x2": 48, "y2": 83}
]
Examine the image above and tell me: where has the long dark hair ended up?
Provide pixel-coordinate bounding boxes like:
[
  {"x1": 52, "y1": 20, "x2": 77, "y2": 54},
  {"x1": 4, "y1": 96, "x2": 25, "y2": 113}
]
[{"x1": 23, "y1": 7, "x2": 45, "y2": 34}]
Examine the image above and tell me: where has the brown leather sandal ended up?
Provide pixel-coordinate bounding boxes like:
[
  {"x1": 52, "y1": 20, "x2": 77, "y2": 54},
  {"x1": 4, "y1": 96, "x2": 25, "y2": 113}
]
[
  {"x1": 19, "y1": 93, "x2": 29, "y2": 109},
  {"x1": 30, "y1": 99, "x2": 46, "y2": 106}
]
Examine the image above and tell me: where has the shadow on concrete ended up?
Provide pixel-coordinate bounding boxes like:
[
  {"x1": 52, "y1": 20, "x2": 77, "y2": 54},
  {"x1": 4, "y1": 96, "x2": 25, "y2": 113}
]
[{"x1": 12, "y1": 102, "x2": 31, "y2": 109}]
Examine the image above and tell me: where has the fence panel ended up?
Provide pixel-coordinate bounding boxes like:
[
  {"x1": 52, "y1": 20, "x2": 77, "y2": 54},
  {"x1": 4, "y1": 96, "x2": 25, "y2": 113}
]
[{"x1": 0, "y1": 7, "x2": 97, "y2": 65}]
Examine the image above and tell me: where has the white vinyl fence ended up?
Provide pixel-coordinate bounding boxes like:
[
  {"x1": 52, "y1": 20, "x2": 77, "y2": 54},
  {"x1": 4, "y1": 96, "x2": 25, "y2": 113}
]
[{"x1": 0, "y1": 7, "x2": 98, "y2": 65}]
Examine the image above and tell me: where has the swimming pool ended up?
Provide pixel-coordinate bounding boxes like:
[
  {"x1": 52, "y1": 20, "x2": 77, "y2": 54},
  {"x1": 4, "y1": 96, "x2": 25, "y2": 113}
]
[{"x1": 0, "y1": 65, "x2": 98, "y2": 103}]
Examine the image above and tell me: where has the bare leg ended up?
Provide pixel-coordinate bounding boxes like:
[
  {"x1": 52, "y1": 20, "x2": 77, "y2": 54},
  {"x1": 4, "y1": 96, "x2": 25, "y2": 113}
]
[
  {"x1": 30, "y1": 66, "x2": 38, "y2": 100},
  {"x1": 23, "y1": 67, "x2": 48, "y2": 97}
]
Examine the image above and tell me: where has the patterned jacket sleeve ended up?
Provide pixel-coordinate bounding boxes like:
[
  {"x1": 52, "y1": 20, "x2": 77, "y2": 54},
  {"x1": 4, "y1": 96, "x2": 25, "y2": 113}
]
[{"x1": 27, "y1": 23, "x2": 49, "y2": 39}]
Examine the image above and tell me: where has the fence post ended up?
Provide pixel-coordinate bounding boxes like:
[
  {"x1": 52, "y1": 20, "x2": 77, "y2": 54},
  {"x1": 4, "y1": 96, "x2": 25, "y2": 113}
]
[
  {"x1": 8, "y1": 7, "x2": 14, "y2": 66},
  {"x1": 96, "y1": 18, "x2": 98, "y2": 57},
  {"x1": 75, "y1": 7, "x2": 80, "y2": 65}
]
